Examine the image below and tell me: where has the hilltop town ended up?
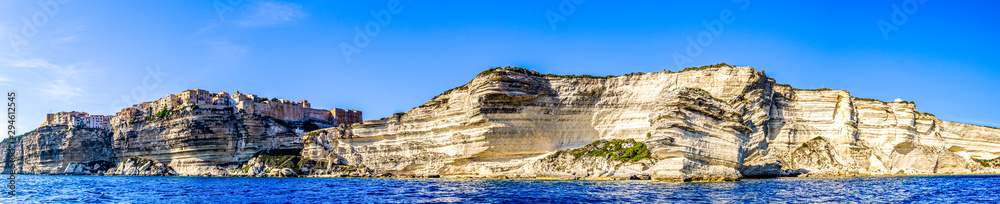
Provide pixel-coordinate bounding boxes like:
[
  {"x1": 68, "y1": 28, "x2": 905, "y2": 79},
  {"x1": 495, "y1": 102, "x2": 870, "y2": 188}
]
[
  {"x1": 40, "y1": 111, "x2": 113, "y2": 130},
  {"x1": 40, "y1": 89, "x2": 361, "y2": 133}
]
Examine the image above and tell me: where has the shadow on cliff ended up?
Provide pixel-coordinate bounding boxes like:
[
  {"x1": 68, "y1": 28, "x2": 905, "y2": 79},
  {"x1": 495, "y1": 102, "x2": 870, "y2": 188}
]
[{"x1": 740, "y1": 162, "x2": 810, "y2": 178}]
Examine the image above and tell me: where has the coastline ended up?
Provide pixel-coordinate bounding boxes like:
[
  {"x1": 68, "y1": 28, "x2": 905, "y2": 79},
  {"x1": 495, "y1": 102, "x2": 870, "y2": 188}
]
[{"x1": 8, "y1": 171, "x2": 1000, "y2": 183}]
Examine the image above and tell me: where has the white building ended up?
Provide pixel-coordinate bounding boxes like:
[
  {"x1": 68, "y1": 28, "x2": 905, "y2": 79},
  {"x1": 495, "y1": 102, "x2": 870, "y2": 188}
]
[{"x1": 87, "y1": 115, "x2": 111, "y2": 129}]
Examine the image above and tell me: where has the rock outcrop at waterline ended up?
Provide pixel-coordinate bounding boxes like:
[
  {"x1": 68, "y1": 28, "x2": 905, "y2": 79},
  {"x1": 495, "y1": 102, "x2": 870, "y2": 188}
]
[{"x1": 303, "y1": 64, "x2": 1000, "y2": 181}]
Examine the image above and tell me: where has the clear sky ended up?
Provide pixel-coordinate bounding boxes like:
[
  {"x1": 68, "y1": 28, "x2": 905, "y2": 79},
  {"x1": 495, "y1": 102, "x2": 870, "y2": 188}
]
[{"x1": 1, "y1": 1, "x2": 998, "y2": 137}]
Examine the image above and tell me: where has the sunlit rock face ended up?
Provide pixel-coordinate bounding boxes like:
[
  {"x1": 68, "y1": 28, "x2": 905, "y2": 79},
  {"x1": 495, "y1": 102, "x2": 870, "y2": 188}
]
[
  {"x1": 306, "y1": 65, "x2": 1000, "y2": 181},
  {"x1": 759, "y1": 88, "x2": 1000, "y2": 177},
  {"x1": 109, "y1": 107, "x2": 303, "y2": 176},
  {"x1": 0, "y1": 125, "x2": 114, "y2": 175}
]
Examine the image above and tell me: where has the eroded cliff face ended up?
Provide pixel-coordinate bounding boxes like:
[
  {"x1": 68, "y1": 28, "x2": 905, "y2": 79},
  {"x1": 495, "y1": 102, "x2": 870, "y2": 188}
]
[
  {"x1": 751, "y1": 87, "x2": 1000, "y2": 177},
  {"x1": 304, "y1": 65, "x2": 1000, "y2": 181},
  {"x1": 109, "y1": 107, "x2": 303, "y2": 176},
  {"x1": 1, "y1": 103, "x2": 317, "y2": 177},
  {"x1": 3, "y1": 64, "x2": 996, "y2": 181},
  {"x1": 0, "y1": 125, "x2": 114, "y2": 175}
]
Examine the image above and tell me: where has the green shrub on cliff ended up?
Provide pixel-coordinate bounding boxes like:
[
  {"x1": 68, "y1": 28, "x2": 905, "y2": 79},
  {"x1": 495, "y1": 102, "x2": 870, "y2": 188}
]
[
  {"x1": 676, "y1": 62, "x2": 731, "y2": 73},
  {"x1": 793, "y1": 88, "x2": 835, "y2": 91},
  {"x1": 155, "y1": 107, "x2": 170, "y2": 119},
  {"x1": 258, "y1": 155, "x2": 300, "y2": 169},
  {"x1": 477, "y1": 68, "x2": 505, "y2": 77},
  {"x1": 974, "y1": 157, "x2": 1000, "y2": 167},
  {"x1": 296, "y1": 158, "x2": 328, "y2": 171},
  {"x1": 563, "y1": 139, "x2": 652, "y2": 162}
]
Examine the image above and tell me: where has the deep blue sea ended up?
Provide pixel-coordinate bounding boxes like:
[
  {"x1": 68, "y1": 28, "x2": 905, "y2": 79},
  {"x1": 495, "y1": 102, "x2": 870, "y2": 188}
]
[{"x1": 0, "y1": 174, "x2": 997, "y2": 203}]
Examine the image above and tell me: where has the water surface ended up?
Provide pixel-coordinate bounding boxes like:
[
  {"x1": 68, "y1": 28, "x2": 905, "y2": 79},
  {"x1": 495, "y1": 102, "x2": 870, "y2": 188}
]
[{"x1": 0, "y1": 174, "x2": 997, "y2": 203}]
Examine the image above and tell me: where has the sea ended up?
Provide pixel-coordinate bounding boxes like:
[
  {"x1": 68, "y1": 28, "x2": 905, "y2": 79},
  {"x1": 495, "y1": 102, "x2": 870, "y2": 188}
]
[{"x1": 0, "y1": 174, "x2": 997, "y2": 203}]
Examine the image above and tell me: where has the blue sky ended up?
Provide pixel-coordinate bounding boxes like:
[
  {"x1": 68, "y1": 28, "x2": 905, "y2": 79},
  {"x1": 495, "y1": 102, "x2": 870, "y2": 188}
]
[{"x1": 1, "y1": 0, "x2": 998, "y2": 136}]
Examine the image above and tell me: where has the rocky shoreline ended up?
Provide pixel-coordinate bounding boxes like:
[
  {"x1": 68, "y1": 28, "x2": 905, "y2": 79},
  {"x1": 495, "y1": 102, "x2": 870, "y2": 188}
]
[{"x1": 3, "y1": 64, "x2": 999, "y2": 181}]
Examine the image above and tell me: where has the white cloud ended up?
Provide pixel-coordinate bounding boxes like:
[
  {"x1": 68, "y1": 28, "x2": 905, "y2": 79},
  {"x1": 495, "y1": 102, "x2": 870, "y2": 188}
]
[
  {"x1": 9, "y1": 58, "x2": 60, "y2": 69},
  {"x1": 236, "y1": 1, "x2": 307, "y2": 27},
  {"x1": 0, "y1": 75, "x2": 11, "y2": 87},
  {"x1": 196, "y1": 23, "x2": 219, "y2": 34},
  {"x1": 51, "y1": 36, "x2": 77, "y2": 44},
  {"x1": 197, "y1": 1, "x2": 307, "y2": 33},
  {"x1": 41, "y1": 79, "x2": 86, "y2": 99},
  {"x1": 205, "y1": 40, "x2": 250, "y2": 63},
  {"x1": 2, "y1": 58, "x2": 100, "y2": 102},
  {"x1": 50, "y1": 36, "x2": 78, "y2": 47}
]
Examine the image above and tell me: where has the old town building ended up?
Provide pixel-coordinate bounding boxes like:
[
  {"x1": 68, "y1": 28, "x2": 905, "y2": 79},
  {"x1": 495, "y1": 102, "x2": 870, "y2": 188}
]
[
  {"x1": 41, "y1": 111, "x2": 112, "y2": 129},
  {"x1": 108, "y1": 89, "x2": 362, "y2": 127}
]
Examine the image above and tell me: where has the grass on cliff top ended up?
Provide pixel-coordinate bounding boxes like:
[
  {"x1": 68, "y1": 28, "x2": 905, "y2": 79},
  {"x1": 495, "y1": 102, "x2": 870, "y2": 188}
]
[
  {"x1": 853, "y1": 97, "x2": 915, "y2": 104},
  {"x1": 671, "y1": 62, "x2": 732, "y2": 73},
  {"x1": 377, "y1": 112, "x2": 408, "y2": 121},
  {"x1": 793, "y1": 88, "x2": 836, "y2": 91},
  {"x1": 477, "y1": 66, "x2": 540, "y2": 77},
  {"x1": 478, "y1": 63, "x2": 737, "y2": 80},
  {"x1": 477, "y1": 66, "x2": 662, "y2": 80},
  {"x1": 559, "y1": 139, "x2": 652, "y2": 162}
]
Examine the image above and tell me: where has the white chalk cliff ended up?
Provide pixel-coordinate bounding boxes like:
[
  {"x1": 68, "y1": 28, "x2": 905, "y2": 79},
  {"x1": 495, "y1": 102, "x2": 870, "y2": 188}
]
[{"x1": 304, "y1": 64, "x2": 1000, "y2": 181}]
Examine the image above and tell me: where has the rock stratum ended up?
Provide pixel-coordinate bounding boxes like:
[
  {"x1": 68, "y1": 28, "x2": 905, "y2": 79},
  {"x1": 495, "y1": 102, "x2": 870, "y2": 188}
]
[
  {"x1": 2, "y1": 97, "x2": 324, "y2": 177},
  {"x1": 3, "y1": 64, "x2": 999, "y2": 181},
  {"x1": 1, "y1": 125, "x2": 114, "y2": 175},
  {"x1": 303, "y1": 64, "x2": 1000, "y2": 181}
]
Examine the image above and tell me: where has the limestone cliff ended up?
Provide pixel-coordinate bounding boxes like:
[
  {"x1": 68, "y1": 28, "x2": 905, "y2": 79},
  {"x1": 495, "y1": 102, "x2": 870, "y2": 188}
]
[
  {"x1": 109, "y1": 106, "x2": 305, "y2": 176},
  {"x1": 304, "y1": 64, "x2": 1000, "y2": 181},
  {"x1": 0, "y1": 125, "x2": 114, "y2": 175},
  {"x1": 2, "y1": 64, "x2": 996, "y2": 181},
  {"x1": 1, "y1": 92, "x2": 337, "y2": 177}
]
